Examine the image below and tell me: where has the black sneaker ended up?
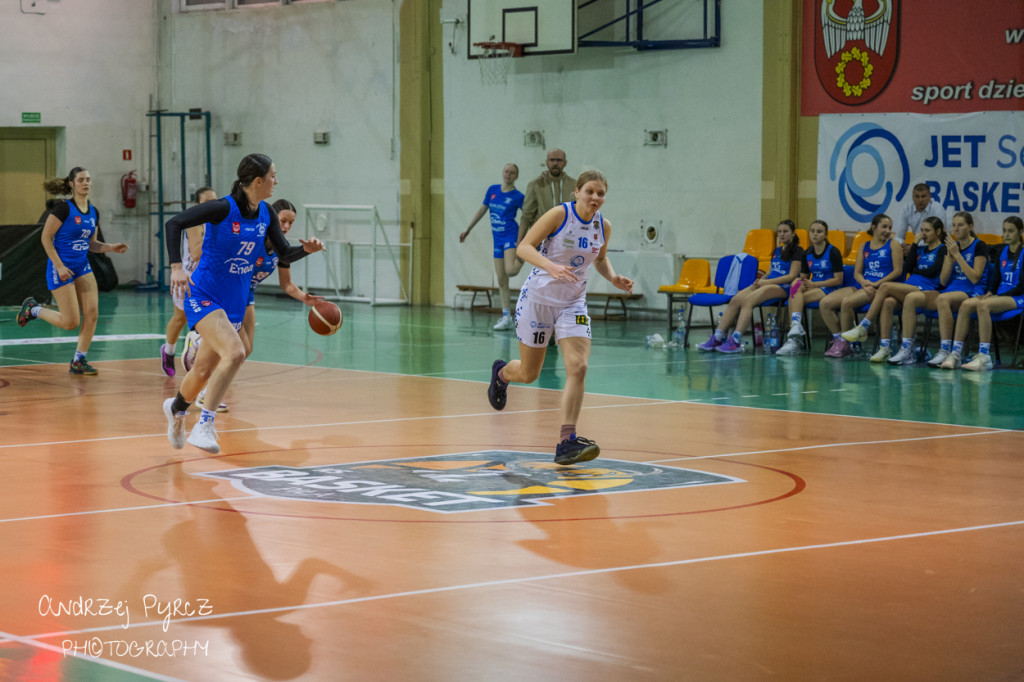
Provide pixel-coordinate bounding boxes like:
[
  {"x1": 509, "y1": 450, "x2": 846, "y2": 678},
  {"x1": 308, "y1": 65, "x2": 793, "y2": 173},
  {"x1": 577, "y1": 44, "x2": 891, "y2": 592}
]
[
  {"x1": 554, "y1": 436, "x2": 600, "y2": 466},
  {"x1": 69, "y1": 358, "x2": 98, "y2": 375},
  {"x1": 487, "y1": 359, "x2": 508, "y2": 410},
  {"x1": 17, "y1": 297, "x2": 37, "y2": 327}
]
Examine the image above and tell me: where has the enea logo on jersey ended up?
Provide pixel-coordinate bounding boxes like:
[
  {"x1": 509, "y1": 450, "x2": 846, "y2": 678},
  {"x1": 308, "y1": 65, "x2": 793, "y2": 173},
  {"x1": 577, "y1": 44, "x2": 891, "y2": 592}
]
[
  {"x1": 815, "y1": 0, "x2": 899, "y2": 105},
  {"x1": 231, "y1": 222, "x2": 241, "y2": 234},
  {"x1": 198, "y1": 451, "x2": 743, "y2": 513}
]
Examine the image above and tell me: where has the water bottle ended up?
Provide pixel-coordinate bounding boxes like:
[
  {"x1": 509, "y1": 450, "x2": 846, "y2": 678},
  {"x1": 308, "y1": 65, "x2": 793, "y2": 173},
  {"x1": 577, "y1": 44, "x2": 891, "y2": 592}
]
[
  {"x1": 753, "y1": 322, "x2": 764, "y2": 347},
  {"x1": 890, "y1": 319, "x2": 900, "y2": 349},
  {"x1": 768, "y1": 315, "x2": 781, "y2": 353},
  {"x1": 672, "y1": 308, "x2": 687, "y2": 347}
]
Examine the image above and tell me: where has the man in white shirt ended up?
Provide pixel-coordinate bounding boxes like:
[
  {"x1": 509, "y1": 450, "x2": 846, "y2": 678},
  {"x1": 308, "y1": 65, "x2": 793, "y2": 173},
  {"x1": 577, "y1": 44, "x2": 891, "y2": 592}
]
[{"x1": 895, "y1": 183, "x2": 948, "y2": 245}]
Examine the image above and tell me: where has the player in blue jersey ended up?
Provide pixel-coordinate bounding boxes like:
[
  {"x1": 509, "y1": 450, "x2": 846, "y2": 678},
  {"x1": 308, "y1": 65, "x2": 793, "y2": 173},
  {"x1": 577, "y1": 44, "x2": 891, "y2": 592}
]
[
  {"x1": 775, "y1": 220, "x2": 843, "y2": 355},
  {"x1": 819, "y1": 213, "x2": 903, "y2": 358},
  {"x1": 930, "y1": 211, "x2": 990, "y2": 368},
  {"x1": 160, "y1": 186, "x2": 216, "y2": 377},
  {"x1": 460, "y1": 163, "x2": 525, "y2": 330},
  {"x1": 842, "y1": 216, "x2": 948, "y2": 363},
  {"x1": 486, "y1": 170, "x2": 634, "y2": 465},
  {"x1": 161, "y1": 154, "x2": 324, "y2": 453},
  {"x1": 697, "y1": 220, "x2": 804, "y2": 353},
  {"x1": 17, "y1": 167, "x2": 128, "y2": 375},
  {"x1": 945, "y1": 216, "x2": 1023, "y2": 371},
  {"x1": 181, "y1": 198, "x2": 324, "y2": 413}
]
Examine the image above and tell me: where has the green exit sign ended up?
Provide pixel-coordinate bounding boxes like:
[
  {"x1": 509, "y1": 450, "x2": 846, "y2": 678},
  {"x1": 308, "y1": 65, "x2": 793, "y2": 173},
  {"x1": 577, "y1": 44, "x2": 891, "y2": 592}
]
[{"x1": 22, "y1": 112, "x2": 41, "y2": 124}]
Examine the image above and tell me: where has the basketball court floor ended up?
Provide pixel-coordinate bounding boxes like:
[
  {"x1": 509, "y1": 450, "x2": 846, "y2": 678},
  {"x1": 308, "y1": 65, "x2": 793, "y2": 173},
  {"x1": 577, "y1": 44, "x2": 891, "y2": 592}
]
[{"x1": 1, "y1": 290, "x2": 1022, "y2": 681}]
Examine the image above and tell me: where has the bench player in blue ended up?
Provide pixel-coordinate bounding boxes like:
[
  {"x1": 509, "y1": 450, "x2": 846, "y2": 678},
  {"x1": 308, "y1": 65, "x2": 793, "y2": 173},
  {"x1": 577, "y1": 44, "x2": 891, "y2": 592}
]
[
  {"x1": 18, "y1": 166, "x2": 129, "y2": 375},
  {"x1": 931, "y1": 211, "x2": 990, "y2": 368},
  {"x1": 162, "y1": 154, "x2": 324, "y2": 453},
  {"x1": 459, "y1": 163, "x2": 526, "y2": 330},
  {"x1": 945, "y1": 216, "x2": 1023, "y2": 371}
]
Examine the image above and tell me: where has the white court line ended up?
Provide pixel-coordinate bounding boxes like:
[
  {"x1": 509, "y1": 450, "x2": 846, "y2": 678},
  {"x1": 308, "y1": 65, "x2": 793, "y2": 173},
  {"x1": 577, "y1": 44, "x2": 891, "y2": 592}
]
[
  {"x1": 0, "y1": 426, "x2": 1008, "y2": 526},
  {"x1": 0, "y1": 334, "x2": 165, "y2": 347},
  {"x1": 646, "y1": 428, "x2": 1013, "y2": 464},
  {"x1": 0, "y1": 628, "x2": 186, "y2": 682},
  {"x1": 0, "y1": 496, "x2": 254, "y2": 524},
  {"x1": 17, "y1": 517, "x2": 1024, "y2": 642}
]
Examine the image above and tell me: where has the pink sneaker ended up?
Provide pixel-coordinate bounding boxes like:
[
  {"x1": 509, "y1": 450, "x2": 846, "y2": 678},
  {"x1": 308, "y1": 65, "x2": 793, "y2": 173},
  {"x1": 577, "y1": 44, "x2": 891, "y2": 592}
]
[
  {"x1": 824, "y1": 337, "x2": 852, "y2": 357},
  {"x1": 715, "y1": 337, "x2": 743, "y2": 354},
  {"x1": 697, "y1": 334, "x2": 722, "y2": 352}
]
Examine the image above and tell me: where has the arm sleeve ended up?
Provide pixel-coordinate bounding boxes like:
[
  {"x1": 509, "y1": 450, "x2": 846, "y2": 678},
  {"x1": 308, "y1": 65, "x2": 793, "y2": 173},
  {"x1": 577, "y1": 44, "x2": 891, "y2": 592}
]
[
  {"x1": 829, "y1": 245, "x2": 844, "y2": 272},
  {"x1": 165, "y1": 199, "x2": 230, "y2": 264},
  {"x1": 50, "y1": 202, "x2": 70, "y2": 222},
  {"x1": 266, "y1": 209, "x2": 309, "y2": 264}
]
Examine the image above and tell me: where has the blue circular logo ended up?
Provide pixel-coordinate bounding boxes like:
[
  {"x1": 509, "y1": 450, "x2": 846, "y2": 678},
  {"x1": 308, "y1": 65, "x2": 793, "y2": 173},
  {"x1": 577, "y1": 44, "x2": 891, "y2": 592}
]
[
  {"x1": 829, "y1": 123, "x2": 910, "y2": 223},
  {"x1": 570, "y1": 255, "x2": 585, "y2": 268}
]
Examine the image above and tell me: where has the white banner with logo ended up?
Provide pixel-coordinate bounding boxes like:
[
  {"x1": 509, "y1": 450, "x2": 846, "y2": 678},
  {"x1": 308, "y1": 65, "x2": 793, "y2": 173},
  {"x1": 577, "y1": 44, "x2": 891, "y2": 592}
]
[{"x1": 817, "y1": 112, "x2": 1024, "y2": 232}]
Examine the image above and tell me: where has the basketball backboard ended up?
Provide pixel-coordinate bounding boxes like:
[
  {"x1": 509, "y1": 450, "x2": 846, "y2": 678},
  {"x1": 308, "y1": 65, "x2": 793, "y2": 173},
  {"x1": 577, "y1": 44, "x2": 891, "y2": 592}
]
[{"x1": 467, "y1": 0, "x2": 576, "y2": 58}]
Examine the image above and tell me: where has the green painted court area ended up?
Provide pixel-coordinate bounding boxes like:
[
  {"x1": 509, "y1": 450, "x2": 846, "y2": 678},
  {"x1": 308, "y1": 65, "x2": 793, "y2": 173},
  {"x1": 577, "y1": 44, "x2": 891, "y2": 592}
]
[{"x1": 3, "y1": 289, "x2": 1022, "y2": 432}]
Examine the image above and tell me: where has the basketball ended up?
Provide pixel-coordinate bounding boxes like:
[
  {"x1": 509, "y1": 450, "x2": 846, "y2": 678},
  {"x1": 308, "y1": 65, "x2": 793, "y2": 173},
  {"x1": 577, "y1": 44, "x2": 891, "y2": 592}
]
[{"x1": 308, "y1": 300, "x2": 342, "y2": 336}]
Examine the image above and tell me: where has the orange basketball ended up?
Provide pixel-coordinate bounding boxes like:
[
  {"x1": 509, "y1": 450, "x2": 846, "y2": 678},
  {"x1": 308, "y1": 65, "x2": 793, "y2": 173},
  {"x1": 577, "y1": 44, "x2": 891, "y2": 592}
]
[{"x1": 308, "y1": 300, "x2": 342, "y2": 336}]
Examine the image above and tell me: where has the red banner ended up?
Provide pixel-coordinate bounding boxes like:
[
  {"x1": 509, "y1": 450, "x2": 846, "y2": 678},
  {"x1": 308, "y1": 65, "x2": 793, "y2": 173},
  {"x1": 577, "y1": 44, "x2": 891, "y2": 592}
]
[{"x1": 802, "y1": 0, "x2": 1024, "y2": 115}]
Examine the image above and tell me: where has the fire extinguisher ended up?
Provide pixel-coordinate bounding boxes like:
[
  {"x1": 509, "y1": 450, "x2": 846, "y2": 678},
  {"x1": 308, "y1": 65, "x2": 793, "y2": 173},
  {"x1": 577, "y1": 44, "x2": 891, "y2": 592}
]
[{"x1": 121, "y1": 171, "x2": 137, "y2": 209}]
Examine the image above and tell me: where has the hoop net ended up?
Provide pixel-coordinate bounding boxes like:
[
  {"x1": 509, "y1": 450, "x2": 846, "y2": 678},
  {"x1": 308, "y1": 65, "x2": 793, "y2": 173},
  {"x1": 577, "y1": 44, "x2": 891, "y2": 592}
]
[{"x1": 473, "y1": 42, "x2": 522, "y2": 86}]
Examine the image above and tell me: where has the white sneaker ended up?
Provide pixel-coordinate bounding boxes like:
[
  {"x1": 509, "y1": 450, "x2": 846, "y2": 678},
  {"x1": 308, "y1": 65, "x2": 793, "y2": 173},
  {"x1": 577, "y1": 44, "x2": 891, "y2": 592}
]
[
  {"x1": 187, "y1": 419, "x2": 220, "y2": 454},
  {"x1": 841, "y1": 325, "x2": 868, "y2": 343},
  {"x1": 886, "y1": 346, "x2": 916, "y2": 365},
  {"x1": 869, "y1": 346, "x2": 891, "y2": 363},
  {"x1": 493, "y1": 315, "x2": 512, "y2": 331},
  {"x1": 163, "y1": 398, "x2": 186, "y2": 449},
  {"x1": 182, "y1": 331, "x2": 201, "y2": 372},
  {"x1": 962, "y1": 353, "x2": 993, "y2": 371},
  {"x1": 927, "y1": 348, "x2": 950, "y2": 367},
  {"x1": 786, "y1": 322, "x2": 805, "y2": 339},
  {"x1": 940, "y1": 350, "x2": 962, "y2": 370},
  {"x1": 775, "y1": 338, "x2": 802, "y2": 356}
]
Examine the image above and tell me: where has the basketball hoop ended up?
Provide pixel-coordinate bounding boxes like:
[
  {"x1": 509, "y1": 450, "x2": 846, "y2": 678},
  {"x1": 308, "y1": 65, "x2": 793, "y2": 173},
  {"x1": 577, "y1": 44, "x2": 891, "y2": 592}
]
[{"x1": 473, "y1": 41, "x2": 523, "y2": 86}]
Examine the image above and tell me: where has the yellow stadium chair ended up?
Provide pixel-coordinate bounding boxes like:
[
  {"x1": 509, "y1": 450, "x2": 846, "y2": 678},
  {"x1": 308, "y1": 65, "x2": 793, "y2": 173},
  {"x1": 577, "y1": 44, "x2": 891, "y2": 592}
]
[
  {"x1": 843, "y1": 231, "x2": 872, "y2": 266},
  {"x1": 795, "y1": 229, "x2": 809, "y2": 251},
  {"x1": 743, "y1": 228, "x2": 775, "y2": 274},
  {"x1": 904, "y1": 231, "x2": 916, "y2": 245},
  {"x1": 977, "y1": 233, "x2": 1003, "y2": 247},
  {"x1": 827, "y1": 230, "x2": 847, "y2": 258},
  {"x1": 658, "y1": 258, "x2": 711, "y2": 333}
]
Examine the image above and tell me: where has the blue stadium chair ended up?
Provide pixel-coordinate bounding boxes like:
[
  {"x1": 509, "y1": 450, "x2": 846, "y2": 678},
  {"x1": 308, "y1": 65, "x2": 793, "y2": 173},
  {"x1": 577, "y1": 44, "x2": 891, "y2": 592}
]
[{"x1": 684, "y1": 254, "x2": 759, "y2": 346}]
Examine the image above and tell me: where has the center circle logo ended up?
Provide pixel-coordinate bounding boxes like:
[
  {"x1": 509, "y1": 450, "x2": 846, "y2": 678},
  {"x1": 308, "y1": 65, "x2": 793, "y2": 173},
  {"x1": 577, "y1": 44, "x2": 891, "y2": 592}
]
[{"x1": 829, "y1": 122, "x2": 909, "y2": 222}]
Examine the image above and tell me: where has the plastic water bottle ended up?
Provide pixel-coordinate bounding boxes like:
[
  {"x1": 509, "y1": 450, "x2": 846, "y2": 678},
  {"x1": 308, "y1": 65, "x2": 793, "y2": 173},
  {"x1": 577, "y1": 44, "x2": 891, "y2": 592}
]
[
  {"x1": 890, "y1": 319, "x2": 900, "y2": 349},
  {"x1": 753, "y1": 322, "x2": 764, "y2": 347},
  {"x1": 768, "y1": 315, "x2": 781, "y2": 353},
  {"x1": 672, "y1": 308, "x2": 687, "y2": 347}
]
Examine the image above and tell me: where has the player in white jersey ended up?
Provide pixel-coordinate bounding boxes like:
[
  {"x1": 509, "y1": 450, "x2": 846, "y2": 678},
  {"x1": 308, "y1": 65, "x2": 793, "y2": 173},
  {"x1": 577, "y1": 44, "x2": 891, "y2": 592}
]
[
  {"x1": 160, "y1": 186, "x2": 215, "y2": 377},
  {"x1": 486, "y1": 171, "x2": 634, "y2": 465}
]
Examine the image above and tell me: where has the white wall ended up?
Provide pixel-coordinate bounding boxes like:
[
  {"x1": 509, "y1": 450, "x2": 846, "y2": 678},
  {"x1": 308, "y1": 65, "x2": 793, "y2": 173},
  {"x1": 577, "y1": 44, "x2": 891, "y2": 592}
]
[
  {"x1": 0, "y1": 0, "x2": 158, "y2": 281},
  {"x1": 441, "y1": 0, "x2": 764, "y2": 307},
  {"x1": 157, "y1": 0, "x2": 401, "y2": 294}
]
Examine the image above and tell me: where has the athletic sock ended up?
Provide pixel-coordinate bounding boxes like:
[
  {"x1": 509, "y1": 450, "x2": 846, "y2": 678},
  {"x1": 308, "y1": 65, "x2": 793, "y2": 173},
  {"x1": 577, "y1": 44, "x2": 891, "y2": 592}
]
[
  {"x1": 833, "y1": 332, "x2": 842, "y2": 341},
  {"x1": 73, "y1": 350, "x2": 86, "y2": 362},
  {"x1": 860, "y1": 319, "x2": 871, "y2": 330},
  {"x1": 171, "y1": 392, "x2": 192, "y2": 415},
  {"x1": 199, "y1": 409, "x2": 216, "y2": 425},
  {"x1": 560, "y1": 424, "x2": 575, "y2": 442},
  {"x1": 901, "y1": 337, "x2": 913, "y2": 350},
  {"x1": 952, "y1": 340, "x2": 964, "y2": 354},
  {"x1": 791, "y1": 313, "x2": 802, "y2": 326},
  {"x1": 979, "y1": 342, "x2": 991, "y2": 355},
  {"x1": 714, "y1": 328, "x2": 726, "y2": 342},
  {"x1": 731, "y1": 331, "x2": 743, "y2": 344},
  {"x1": 501, "y1": 309, "x2": 510, "y2": 317},
  {"x1": 880, "y1": 339, "x2": 890, "y2": 348},
  {"x1": 162, "y1": 342, "x2": 175, "y2": 355},
  {"x1": 940, "y1": 340, "x2": 952, "y2": 352},
  {"x1": 30, "y1": 306, "x2": 42, "y2": 318}
]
